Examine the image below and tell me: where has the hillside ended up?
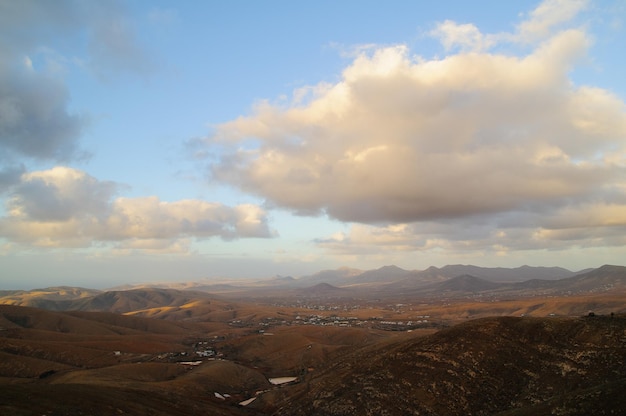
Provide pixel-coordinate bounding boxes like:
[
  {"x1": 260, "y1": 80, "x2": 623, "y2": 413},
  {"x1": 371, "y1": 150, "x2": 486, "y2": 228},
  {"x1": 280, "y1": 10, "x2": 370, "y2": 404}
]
[
  {"x1": 0, "y1": 304, "x2": 395, "y2": 415},
  {"x1": 293, "y1": 264, "x2": 579, "y2": 289},
  {"x1": 437, "y1": 264, "x2": 577, "y2": 282},
  {"x1": 432, "y1": 274, "x2": 502, "y2": 293},
  {"x1": 274, "y1": 315, "x2": 626, "y2": 415},
  {"x1": 0, "y1": 286, "x2": 102, "y2": 310},
  {"x1": 2, "y1": 303, "x2": 625, "y2": 415},
  {"x1": 296, "y1": 282, "x2": 349, "y2": 297}
]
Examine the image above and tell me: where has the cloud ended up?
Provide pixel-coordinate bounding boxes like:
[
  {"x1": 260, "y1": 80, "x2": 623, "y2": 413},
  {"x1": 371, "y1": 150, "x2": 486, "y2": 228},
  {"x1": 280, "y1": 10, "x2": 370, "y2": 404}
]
[
  {"x1": 429, "y1": 20, "x2": 496, "y2": 52},
  {"x1": 516, "y1": 0, "x2": 589, "y2": 43},
  {"x1": 205, "y1": 0, "x2": 626, "y2": 259},
  {"x1": 0, "y1": 1, "x2": 86, "y2": 166},
  {"x1": 0, "y1": 62, "x2": 86, "y2": 163},
  {"x1": 7, "y1": 166, "x2": 117, "y2": 222},
  {"x1": 0, "y1": 167, "x2": 273, "y2": 248},
  {"x1": 0, "y1": 164, "x2": 25, "y2": 191},
  {"x1": 0, "y1": 0, "x2": 154, "y2": 175},
  {"x1": 86, "y1": 3, "x2": 156, "y2": 79},
  {"x1": 429, "y1": 0, "x2": 589, "y2": 51},
  {"x1": 316, "y1": 200, "x2": 626, "y2": 261},
  {"x1": 209, "y1": 33, "x2": 625, "y2": 224}
]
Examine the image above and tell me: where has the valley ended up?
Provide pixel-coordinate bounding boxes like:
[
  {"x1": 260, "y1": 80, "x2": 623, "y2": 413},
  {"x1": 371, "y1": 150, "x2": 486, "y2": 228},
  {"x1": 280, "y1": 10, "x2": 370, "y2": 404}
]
[{"x1": 1, "y1": 264, "x2": 625, "y2": 415}]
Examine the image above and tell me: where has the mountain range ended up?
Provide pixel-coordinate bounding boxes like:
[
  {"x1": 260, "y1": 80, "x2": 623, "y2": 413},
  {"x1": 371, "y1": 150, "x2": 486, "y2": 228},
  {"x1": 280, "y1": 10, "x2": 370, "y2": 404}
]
[
  {"x1": 1, "y1": 303, "x2": 624, "y2": 415},
  {"x1": 1, "y1": 264, "x2": 624, "y2": 311},
  {"x1": 1, "y1": 264, "x2": 626, "y2": 415}
]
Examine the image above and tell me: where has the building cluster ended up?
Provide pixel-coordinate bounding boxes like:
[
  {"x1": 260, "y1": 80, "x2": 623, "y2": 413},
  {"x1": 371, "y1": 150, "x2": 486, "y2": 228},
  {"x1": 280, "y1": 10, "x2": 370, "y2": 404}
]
[{"x1": 228, "y1": 313, "x2": 435, "y2": 331}]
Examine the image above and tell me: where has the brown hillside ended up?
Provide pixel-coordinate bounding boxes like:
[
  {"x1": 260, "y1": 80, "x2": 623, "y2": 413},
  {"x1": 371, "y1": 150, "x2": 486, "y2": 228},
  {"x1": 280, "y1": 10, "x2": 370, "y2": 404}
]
[
  {"x1": 275, "y1": 315, "x2": 626, "y2": 415},
  {"x1": 220, "y1": 325, "x2": 383, "y2": 376}
]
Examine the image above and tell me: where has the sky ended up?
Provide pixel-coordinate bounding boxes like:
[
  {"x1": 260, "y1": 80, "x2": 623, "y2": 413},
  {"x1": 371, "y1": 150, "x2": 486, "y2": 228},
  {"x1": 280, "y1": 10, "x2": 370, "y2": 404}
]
[{"x1": 1, "y1": 0, "x2": 625, "y2": 289}]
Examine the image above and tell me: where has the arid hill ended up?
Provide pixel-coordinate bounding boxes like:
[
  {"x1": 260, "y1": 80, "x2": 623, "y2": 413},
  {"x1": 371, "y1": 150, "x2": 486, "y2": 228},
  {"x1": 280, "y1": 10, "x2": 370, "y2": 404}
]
[
  {"x1": 2, "y1": 265, "x2": 626, "y2": 414},
  {"x1": 296, "y1": 282, "x2": 349, "y2": 297},
  {"x1": 0, "y1": 304, "x2": 267, "y2": 415},
  {"x1": 1, "y1": 265, "x2": 625, "y2": 329},
  {"x1": 2, "y1": 303, "x2": 624, "y2": 415},
  {"x1": 272, "y1": 314, "x2": 626, "y2": 415},
  {"x1": 0, "y1": 286, "x2": 102, "y2": 310},
  {"x1": 3, "y1": 265, "x2": 625, "y2": 308}
]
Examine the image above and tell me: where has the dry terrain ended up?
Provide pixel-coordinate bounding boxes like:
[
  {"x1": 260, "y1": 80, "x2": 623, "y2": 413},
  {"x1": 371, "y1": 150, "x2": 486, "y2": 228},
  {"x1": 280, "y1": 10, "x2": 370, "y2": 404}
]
[{"x1": 1, "y1": 264, "x2": 625, "y2": 415}]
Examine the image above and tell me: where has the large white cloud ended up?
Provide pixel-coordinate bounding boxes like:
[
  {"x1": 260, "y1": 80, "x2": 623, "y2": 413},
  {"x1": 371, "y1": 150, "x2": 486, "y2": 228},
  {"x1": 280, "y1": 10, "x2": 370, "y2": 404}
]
[
  {"x1": 0, "y1": 167, "x2": 273, "y2": 248},
  {"x1": 210, "y1": 33, "x2": 625, "y2": 224},
  {"x1": 206, "y1": 0, "x2": 626, "y2": 258}
]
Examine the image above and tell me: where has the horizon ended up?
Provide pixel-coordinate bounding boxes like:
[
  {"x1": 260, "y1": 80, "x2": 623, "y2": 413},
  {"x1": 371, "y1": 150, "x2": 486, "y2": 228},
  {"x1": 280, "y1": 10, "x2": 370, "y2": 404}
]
[
  {"x1": 2, "y1": 262, "x2": 618, "y2": 291},
  {"x1": 1, "y1": 0, "x2": 626, "y2": 290}
]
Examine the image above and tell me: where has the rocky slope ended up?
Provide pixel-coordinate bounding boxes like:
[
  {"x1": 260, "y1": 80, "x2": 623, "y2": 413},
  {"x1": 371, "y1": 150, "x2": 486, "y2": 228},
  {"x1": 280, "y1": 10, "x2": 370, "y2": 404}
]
[{"x1": 274, "y1": 315, "x2": 626, "y2": 415}]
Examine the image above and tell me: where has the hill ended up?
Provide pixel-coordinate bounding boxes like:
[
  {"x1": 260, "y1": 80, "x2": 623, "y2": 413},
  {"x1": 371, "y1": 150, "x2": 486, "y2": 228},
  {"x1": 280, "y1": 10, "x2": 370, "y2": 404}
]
[
  {"x1": 437, "y1": 264, "x2": 577, "y2": 281},
  {"x1": 433, "y1": 274, "x2": 502, "y2": 293},
  {"x1": 274, "y1": 314, "x2": 626, "y2": 415},
  {"x1": 296, "y1": 282, "x2": 349, "y2": 297},
  {"x1": 2, "y1": 265, "x2": 625, "y2": 325},
  {"x1": 0, "y1": 304, "x2": 394, "y2": 415},
  {"x1": 0, "y1": 286, "x2": 102, "y2": 310},
  {"x1": 2, "y1": 303, "x2": 625, "y2": 415},
  {"x1": 292, "y1": 264, "x2": 578, "y2": 289}
]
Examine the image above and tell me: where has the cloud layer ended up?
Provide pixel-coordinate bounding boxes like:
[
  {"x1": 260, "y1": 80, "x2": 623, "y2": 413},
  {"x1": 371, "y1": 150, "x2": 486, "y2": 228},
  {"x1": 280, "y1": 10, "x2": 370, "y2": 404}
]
[
  {"x1": 0, "y1": 0, "x2": 154, "y2": 184},
  {"x1": 1, "y1": 167, "x2": 272, "y2": 248},
  {"x1": 211, "y1": 37, "x2": 626, "y2": 223},
  {"x1": 206, "y1": 0, "x2": 626, "y2": 257}
]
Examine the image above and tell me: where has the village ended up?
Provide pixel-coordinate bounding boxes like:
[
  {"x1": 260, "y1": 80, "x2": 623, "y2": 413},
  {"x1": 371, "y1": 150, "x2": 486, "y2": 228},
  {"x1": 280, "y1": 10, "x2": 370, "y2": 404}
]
[{"x1": 230, "y1": 310, "x2": 436, "y2": 332}]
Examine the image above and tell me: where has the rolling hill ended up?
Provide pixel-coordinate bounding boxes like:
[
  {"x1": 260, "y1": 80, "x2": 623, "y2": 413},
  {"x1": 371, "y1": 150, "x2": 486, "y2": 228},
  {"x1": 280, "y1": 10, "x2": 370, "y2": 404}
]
[
  {"x1": 2, "y1": 303, "x2": 624, "y2": 415},
  {"x1": 273, "y1": 314, "x2": 626, "y2": 415},
  {"x1": 2, "y1": 265, "x2": 625, "y2": 323}
]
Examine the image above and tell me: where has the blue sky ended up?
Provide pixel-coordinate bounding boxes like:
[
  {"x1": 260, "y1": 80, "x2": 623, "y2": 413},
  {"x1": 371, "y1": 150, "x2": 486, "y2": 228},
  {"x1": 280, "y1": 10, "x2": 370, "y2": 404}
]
[{"x1": 1, "y1": 0, "x2": 625, "y2": 289}]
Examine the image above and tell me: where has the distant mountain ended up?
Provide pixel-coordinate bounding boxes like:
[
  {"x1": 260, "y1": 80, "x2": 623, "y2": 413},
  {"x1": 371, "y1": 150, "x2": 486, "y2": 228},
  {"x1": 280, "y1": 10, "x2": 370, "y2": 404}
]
[
  {"x1": 433, "y1": 264, "x2": 626, "y2": 298},
  {"x1": 546, "y1": 264, "x2": 626, "y2": 293},
  {"x1": 435, "y1": 274, "x2": 503, "y2": 293},
  {"x1": 377, "y1": 265, "x2": 626, "y2": 299},
  {"x1": 295, "y1": 264, "x2": 578, "y2": 290},
  {"x1": 295, "y1": 267, "x2": 363, "y2": 287},
  {"x1": 436, "y1": 264, "x2": 576, "y2": 282},
  {"x1": 297, "y1": 283, "x2": 348, "y2": 297},
  {"x1": 349, "y1": 265, "x2": 415, "y2": 284},
  {"x1": 2, "y1": 265, "x2": 623, "y2": 311}
]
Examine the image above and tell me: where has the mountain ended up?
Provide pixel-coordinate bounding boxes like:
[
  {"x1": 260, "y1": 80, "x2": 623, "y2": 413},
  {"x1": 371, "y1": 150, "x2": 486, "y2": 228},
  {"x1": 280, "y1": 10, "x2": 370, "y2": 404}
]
[
  {"x1": 437, "y1": 264, "x2": 576, "y2": 281},
  {"x1": 509, "y1": 264, "x2": 626, "y2": 295},
  {"x1": 2, "y1": 300, "x2": 625, "y2": 414},
  {"x1": 349, "y1": 265, "x2": 415, "y2": 284},
  {"x1": 294, "y1": 267, "x2": 363, "y2": 287},
  {"x1": 0, "y1": 286, "x2": 102, "y2": 310},
  {"x1": 416, "y1": 265, "x2": 626, "y2": 299},
  {"x1": 0, "y1": 304, "x2": 255, "y2": 416},
  {"x1": 275, "y1": 315, "x2": 626, "y2": 415},
  {"x1": 293, "y1": 264, "x2": 578, "y2": 291},
  {"x1": 434, "y1": 274, "x2": 503, "y2": 293},
  {"x1": 3, "y1": 265, "x2": 624, "y2": 311},
  {"x1": 1, "y1": 288, "x2": 209, "y2": 314},
  {"x1": 297, "y1": 282, "x2": 349, "y2": 297},
  {"x1": 0, "y1": 304, "x2": 199, "y2": 336},
  {"x1": 563, "y1": 264, "x2": 626, "y2": 290}
]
